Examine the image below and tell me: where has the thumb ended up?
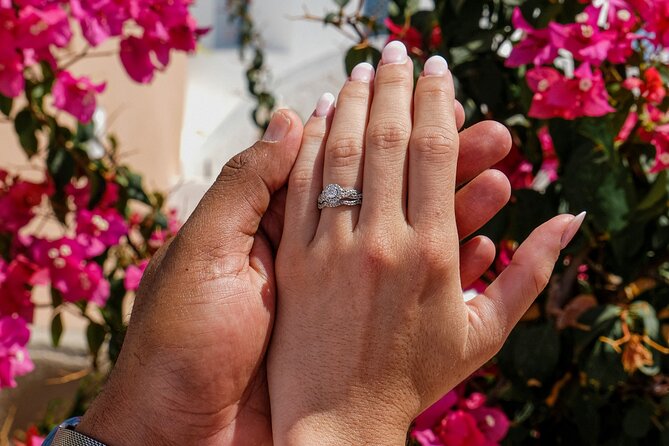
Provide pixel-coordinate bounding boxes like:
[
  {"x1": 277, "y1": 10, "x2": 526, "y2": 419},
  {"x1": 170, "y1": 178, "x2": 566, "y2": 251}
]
[
  {"x1": 466, "y1": 212, "x2": 586, "y2": 356},
  {"x1": 179, "y1": 110, "x2": 304, "y2": 260}
]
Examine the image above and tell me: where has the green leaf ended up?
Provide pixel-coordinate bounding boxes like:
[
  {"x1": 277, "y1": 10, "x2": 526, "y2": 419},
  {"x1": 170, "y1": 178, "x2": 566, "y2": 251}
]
[
  {"x1": 622, "y1": 400, "x2": 652, "y2": 438},
  {"x1": 87, "y1": 171, "x2": 107, "y2": 210},
  {"x1": 76, "y1": 121, "x2": 96, "y2": 143},
  {"x1": 47, "y1": 147, "x2": 75, "y2": 190},
  {"x1": 126, "y1": 171, "x2": 151, "y2": 205},
  {"x1": 636, "y1": 170, "x2": 668, "y2": 212},
  {"x1": 51, "y1": 288, "x2": 64, "y2": 308},
  {"x1": 582, "y1": 322, "x2": 627, "y2": 389},
  {"x1": 560, "y1": 141, "x2": 631, "y2": 233},
  {"x1": 499, "y1": 322, "x2": 561, "y2": 384},
  {"x1": 0, "y1": 94, "x2": 12, "y2": 116},
  {"x1": 86, "y1": 322, "x2": 107, "y2": 358},
  {"x1": 324, "y1": 12, "x2": 338, "y2": 24},
  {"x1": 344, "y1": 45, "x2": 382, "y2": 76},
  {"x1": 333, "y1": 0, "x2": 350, "y2": 7},
  {"x1": 51, "y1": 313, "x2": 63, "y2": 348},
  {"x1": 14, "y1": 108, "x2": 39, "y2": 157}
]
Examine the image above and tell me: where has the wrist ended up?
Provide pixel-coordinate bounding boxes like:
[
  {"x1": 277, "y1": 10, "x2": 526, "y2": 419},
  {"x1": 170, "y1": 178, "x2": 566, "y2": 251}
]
[
  {"x1": 77, "y1": 368, "x2": 168, "y2": 446},
  {"x1": 273, "y1": 408, "x2": 410, "y2": 446}
]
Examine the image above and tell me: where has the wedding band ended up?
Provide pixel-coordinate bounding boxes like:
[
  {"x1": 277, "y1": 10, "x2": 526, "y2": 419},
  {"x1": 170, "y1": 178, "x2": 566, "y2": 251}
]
[{"x1": 318, "y1": 184, "x2": 362, "y2": 209}]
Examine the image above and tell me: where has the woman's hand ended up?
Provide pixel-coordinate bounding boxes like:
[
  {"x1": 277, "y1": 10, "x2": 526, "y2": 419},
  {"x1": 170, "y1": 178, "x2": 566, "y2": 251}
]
[{"x1": 268, "y1": 41, "x2": 584, "y2": 445}]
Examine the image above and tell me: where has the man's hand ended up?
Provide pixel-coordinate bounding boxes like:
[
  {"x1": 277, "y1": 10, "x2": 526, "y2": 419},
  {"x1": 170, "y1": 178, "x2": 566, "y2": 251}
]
[{"x1": 78, "y1": 110, "x2": 304, "y2": 446}]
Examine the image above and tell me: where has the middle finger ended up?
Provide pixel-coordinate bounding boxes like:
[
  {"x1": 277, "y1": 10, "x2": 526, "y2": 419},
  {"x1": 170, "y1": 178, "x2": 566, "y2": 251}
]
[{"x1": 359, "y1": 41, "x2": 414, "y2": 228}]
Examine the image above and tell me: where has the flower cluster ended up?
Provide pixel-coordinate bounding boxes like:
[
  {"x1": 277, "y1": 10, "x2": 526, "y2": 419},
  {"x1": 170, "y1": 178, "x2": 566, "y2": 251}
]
[
  {"x1": 507, "y1": 2, "x2": 635, "y2": 120},
  {"x1": 0, "y1": 169, "x2": 179, "y2": 389},
  {"x1": 507, "y1": 1, "x2": 669, "y2": 173},
  {"x1": 0, "y1": 0, "x2": 206, "y2": 122},
  {"x1": 412, "y1": 384, "x2": 510, "y2": 446}
]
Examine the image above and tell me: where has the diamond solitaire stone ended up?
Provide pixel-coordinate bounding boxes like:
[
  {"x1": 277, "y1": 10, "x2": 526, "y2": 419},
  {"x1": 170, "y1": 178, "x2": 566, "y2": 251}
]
[{"x1": 318, "y1": 184, "x2": 362, "y2": 210}]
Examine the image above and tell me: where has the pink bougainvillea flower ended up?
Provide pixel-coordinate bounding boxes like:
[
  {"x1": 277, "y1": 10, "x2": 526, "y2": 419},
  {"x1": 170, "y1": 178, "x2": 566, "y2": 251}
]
[
  {"x1": 76, "y1": 208, "x2": 128, "y2": 254},
  {"x1": 124, "y1": 259, "x2": 149, "y2": 291},
  {"x1": 0, "y1": 256, "x2": 44, "y2": 322},
  {"x1": 506, "y1": 7, "x2": 559, "y2": 67},
  {"x1": 30, "y1": 237, "x2": 110, "y2": 306},
  {"x1": 0, "y1": 52, "x2": 25, "y2": 98},
  {"x1": 52, "y1": 71, "x2": 106, "y2": 123},
  {"x1": 437, "y1": 410, "x2": 489, "y2": 446},
  {"x1": 527, "y1": 64, "x2": 614, "y2": 120},
  {"x1": 616, "y1": 111, "x2": 639, "y2": 142},
  {"x1": 548, "y1": 3, "x2": 637, "y2": 65},
  {"x1": 460, "y1": 392, "x2": 487, "y2": 411},
  {"x1": 120, "y1": 36, "x2": 156, "y2": 83},
  {"x1": 414, "y1": 391, "x2": 459, "y2": 431},
  {"x1": 0, "y1": 315, "x2": 34, "y2": 389},
  {"x1": 0, "y1": 176, "x2": 49, "y2": 234},
  {"x1": 69, "y1": 0, "x2": 131, "y2": 46},
  {"x1": 650, "y1": 124, "x2": 669, "y2": 173},
  {"x1": 623, "y1": 67, "x2": 667, "y2": 105},
  {"x1": 470, "y1": 406, "x2": 510, "y2": 443},
  {"x1": 628, "y1": 0, "x2": 669, "y2": 47},
  {"x1": 15, "y1": 5, "x2": 72, "y2": 50},
  {"x1": 549, "y1": 21, "x2": 611, "y2": 65}
]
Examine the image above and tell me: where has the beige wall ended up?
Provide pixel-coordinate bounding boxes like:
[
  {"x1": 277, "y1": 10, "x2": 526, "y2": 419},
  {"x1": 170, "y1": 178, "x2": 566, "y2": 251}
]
[{"x1": 0, "y1": 43, "x2": 187, "y2": 191}]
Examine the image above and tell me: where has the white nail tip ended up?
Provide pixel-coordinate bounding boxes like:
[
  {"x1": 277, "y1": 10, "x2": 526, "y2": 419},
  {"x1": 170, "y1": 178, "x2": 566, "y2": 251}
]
[
  {"x1": 351, "y1": 63, "x2": 375, "y2": 82},
  {"x1": 424, "y1": 56, "x2": 449, "y2": 76},
  {"x1": 315, "y1": 92, "x2": 335, "y2": 117}
]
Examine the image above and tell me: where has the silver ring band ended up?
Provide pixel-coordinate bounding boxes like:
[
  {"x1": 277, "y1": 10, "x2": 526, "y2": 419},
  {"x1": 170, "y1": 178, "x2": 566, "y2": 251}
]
[{"x1": 318, "y1": 184, "x2": 362, "y2": 210}]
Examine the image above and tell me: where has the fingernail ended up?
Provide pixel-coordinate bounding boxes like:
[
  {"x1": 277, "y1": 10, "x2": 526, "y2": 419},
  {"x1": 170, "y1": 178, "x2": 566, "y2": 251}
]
[
  {"x1": 314, "y1": 92, "x2": 335, "y2": 117},
  {"x1": 382, "y1": 40, "x2": 407, "y2": 64},
  {"x1": 351, "y1": 62, "x2": 375, "y2": 82},
  {"x1": 263, "y1": 111, "x2": 291, "y2": 142},
  {"x1": 560, "y1": 211, "x2": 586, "y2": 249},
  {"x1": 424, "y1": 55, "x2": 448, "y2": 76}
]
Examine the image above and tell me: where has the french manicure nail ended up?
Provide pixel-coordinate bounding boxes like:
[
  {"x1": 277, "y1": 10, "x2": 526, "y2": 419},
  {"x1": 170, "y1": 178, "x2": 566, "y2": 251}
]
[
  {"x1": 314, "y1": 92, "x2": 335, "y2": 117},
  {"x1": 560, "y1": 211, "x2": 587, "y2": 249},
  {"x1": 382, "y1": 40, "x2": 407, "y2": 64},
  {"x1": 262, "y1": 111, "x2": 291, "y2": 142},
  {"x1": 351, "y1": 62, "x2": 375, "y2": 82},
  {"x1": 424, "y1": 55, "x2": 449, "y2": 76}
]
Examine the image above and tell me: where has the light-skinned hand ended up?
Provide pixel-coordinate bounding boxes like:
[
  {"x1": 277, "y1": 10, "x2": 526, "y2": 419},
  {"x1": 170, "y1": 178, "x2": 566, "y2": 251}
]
[{"x1": 268, "y1": 41, "x2": 585, "y2": 445}]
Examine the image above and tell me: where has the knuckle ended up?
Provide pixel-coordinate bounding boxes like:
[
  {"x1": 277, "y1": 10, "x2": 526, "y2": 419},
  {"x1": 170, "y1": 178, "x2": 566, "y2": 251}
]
[
  {"x1": 418, "y1": 82, "x2": 452, "y2": 101},
  {"x1": 340, "y1": 82, "x2": 371, "y2": 103},
  {"x1": 419, "y1": 239, "x2": 454, "y2": 271},
  {"x1": 529, "y1": 266, "x2": 552, "y2": 297},
  {"x1": 411, "y1": 127, "x2": 457, "y2": 158},
  {"x1": 288, "y1": 168, "x2": 313, "y2": 194},
  {"x1": 377, "y1": 66, "x2": 412, "y2": 89},
  {"x1": 220, "y1": 147, "x2": 259, "y2": 181},
  {"x1": 359, "y1": 235, "x2": 397, "y2": 272},
  {"x1": 327, "y1": 135, "x2": 363, "y2": 167},
  {"x1": 302, "y1": 125, "x2": 327, "y2": 147},
  {"x1": 367, "y1": 120, "x2": 411, "y2": 150}
]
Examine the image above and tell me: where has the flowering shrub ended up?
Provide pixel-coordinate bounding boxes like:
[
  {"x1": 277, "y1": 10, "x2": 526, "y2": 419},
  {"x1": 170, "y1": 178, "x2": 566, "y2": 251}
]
[
  {"x1": 307, "y1": 0, "x2": 669, "y2": 443},
  {"x1": 0, "y1": 0, "x2": 203, "y2": 402}
]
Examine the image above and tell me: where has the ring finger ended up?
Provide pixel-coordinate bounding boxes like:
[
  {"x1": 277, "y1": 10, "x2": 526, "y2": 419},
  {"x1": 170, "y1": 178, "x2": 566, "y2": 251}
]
[{"x1": 317, "y1": 62, "x2": 375, "y2": 235}]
